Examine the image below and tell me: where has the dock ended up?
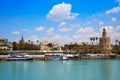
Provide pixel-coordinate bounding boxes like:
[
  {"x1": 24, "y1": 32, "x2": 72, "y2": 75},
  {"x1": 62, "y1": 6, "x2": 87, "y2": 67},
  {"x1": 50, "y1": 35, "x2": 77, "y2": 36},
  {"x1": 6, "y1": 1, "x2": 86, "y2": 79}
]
[{"x1": 0, "y1": 50, "x2": 120, "y2": 61}]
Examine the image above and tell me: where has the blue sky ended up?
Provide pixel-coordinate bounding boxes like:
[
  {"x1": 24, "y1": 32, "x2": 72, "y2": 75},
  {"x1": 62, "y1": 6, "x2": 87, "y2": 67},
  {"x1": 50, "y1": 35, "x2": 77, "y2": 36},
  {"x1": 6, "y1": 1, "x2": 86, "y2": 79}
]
[{"x1": 0, "y1": 0, "x2": 120, "y2": 45}]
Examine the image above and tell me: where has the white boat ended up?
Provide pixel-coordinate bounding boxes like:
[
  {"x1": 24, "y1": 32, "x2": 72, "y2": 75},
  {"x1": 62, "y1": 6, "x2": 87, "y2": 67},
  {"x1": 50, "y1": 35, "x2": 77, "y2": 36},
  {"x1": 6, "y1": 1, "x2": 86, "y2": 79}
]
[
  {"x1": 44, "y1": 53, "x2": 68, "y2": 60},
  {"x1": 62, "y1": 54, "x2": 68, "y2": 60},
  {"x1": 7, "y1": 55, "x2": 33, "y2": 61}
]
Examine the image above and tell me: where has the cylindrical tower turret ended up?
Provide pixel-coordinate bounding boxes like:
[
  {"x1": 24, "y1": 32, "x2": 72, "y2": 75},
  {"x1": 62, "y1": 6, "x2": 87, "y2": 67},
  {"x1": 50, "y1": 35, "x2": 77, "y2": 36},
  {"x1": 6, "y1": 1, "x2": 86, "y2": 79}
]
[{"x1": 102, "y1": 28, "x2": 106, "y2": 37}]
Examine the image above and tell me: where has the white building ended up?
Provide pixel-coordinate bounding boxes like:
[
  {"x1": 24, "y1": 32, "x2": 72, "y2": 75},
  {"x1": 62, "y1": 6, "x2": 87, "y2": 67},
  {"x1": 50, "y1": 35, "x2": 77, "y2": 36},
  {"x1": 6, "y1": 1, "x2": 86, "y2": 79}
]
[{"x1": 0, "y1": 36, "x2": 13, "y2": 51}]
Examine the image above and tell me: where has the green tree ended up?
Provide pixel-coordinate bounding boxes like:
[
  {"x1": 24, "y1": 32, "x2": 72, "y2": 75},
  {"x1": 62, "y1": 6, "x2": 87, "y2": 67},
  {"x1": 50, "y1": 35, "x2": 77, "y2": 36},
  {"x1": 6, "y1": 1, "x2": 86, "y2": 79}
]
[
  {"x1": 73, "y1": 43, "x2": 80, "y2": 53},
  {"x1": 47, "y1": 43, "x2": 53, "y2": 48},
  {"x1": 47, "y1": 43, "x2": 53, "y2": 50},
  {"x1": 12, "y1": 42, "x2": 20, "y2": 50},
  {"x1": 81, "y1": 42, "x2": 88, "y2": 53}
]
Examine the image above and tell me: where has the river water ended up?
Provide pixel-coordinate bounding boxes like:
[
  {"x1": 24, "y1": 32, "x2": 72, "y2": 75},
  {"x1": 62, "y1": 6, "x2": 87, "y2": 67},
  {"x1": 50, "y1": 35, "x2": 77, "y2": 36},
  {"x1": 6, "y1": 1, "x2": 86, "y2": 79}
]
[{"x1": 0, "y1": 60, "x2": 120, "y2": 80}]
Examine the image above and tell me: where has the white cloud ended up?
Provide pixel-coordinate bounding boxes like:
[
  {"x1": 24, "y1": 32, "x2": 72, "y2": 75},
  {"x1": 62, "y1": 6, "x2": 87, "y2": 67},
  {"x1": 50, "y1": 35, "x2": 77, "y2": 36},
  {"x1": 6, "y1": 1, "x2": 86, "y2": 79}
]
[
  {"x1": 76, "y1": 27, "x2": 94, "y2": 34},
  {"x1": 59, "y1": 27, "x2": 72, "y2": 32},
  {"x1": 34, "y1": 26, "x2": 120, "y2": 45},
  {"x1": 74, "y1": 27, "x2": 100, "y2": 43},
  {"x1": 36, "y1": 34, "x2": 72, "y2": 45},
  {"x1": 50, "y1": 26, "x2": 120, "y2": 45},
  {"x1": 47, "y1": 2, "x2": 79, "y2": 21},
  {"x1": 36, "y1": 26, "x2": 44, "y2": 31},
  {"x1": 111, "y1": 17, "x2": 117, "y2": 22},
  {"x1": 12, "y1": 31, "x2": 20, "y2": 35},
  {"x1": 52, "y1": 34, "x2": 72, "y2": 45},
  {"x1": 99, "y1": 21, "x2": 104, "y2": 25},
  {"x1": 114, "y1": 25, "x2": 120, "y2": 32},
  {"x1": 58, "y1": 22, "x2": 80, "y2": 32},
  {"x1": 59, "y1": 21, "x2": 66, "y2": 27},
  {"x1": 46, "y1": 27, "x2": 54, "y2": 35},
  {"x1": 105, "y1": 6, "x2": 120, "y2": 14},
  {"x1": 29, "y1": 35, "x2": 40, "y2": 43},
  {"x1": 70, "y1": 23, "x2": 81, "y2": 28}
]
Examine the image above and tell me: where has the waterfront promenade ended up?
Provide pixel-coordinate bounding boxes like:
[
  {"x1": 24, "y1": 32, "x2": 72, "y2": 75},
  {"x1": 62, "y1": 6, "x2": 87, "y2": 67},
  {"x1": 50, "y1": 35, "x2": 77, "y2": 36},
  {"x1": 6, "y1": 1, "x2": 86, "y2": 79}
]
[{"x1": 0, "y1": 50, "x2": 120, "y2": 61}]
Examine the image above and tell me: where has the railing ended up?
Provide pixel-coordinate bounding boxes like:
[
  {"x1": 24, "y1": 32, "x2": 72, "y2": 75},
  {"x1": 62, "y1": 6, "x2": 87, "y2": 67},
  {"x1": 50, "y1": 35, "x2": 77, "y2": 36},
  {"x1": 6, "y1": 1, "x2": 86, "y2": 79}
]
[{"x1": 4, "y1": 50, "x2": 64, "y2": 53}]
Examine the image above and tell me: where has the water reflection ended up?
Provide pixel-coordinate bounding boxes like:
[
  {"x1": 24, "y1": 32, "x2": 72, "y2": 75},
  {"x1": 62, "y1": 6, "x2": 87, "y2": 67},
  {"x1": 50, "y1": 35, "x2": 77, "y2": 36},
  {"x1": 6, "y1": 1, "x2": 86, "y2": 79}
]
[
  {"x1": 100, "y1": 60, "x2": 112, "y2": 80},
  {"x1": 0, "y1": 60, "x2": 120, "y2": 80}
]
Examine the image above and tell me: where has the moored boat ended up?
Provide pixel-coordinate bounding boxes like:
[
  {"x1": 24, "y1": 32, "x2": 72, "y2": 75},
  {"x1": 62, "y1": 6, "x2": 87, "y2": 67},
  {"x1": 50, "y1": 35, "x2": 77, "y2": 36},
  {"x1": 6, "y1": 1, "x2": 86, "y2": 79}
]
[
  {"x1": 45, "y1": 54, "x2": 63, "y2": 61},
  {"x1": 62, "y1": 54, "x2": 68, "y2": 60},
  {"x1": 7, "y1": 55, "x2": 33, "y2": 61},
  {"x1": 109, "y1": 54, "x2": 116, "y2": 59}
]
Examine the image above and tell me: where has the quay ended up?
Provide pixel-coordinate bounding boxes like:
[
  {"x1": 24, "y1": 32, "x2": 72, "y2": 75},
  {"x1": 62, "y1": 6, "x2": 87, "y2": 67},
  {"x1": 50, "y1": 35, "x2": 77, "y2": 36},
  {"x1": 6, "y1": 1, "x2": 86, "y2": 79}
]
[{"x1": 0, "y1": 50, "x2": 120, "y2": 61}]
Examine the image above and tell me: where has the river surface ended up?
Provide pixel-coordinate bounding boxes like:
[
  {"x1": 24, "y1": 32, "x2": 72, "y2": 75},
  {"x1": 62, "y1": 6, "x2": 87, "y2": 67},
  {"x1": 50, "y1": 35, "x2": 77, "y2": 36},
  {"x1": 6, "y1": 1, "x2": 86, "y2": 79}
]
[{"x1": 0, "y1": 60, "x2": 120, "y2": 80}]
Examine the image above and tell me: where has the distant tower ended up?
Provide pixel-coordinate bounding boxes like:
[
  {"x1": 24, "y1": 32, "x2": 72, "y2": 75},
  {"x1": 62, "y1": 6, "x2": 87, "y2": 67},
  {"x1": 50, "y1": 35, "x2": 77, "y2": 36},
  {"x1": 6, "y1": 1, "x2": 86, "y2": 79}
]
[
  {"x1": 99, "y1": 28, "x2": 112, "y2": 54},
  {"x1": 21, "y1": 35, "x2": 24, "y2": 42},
  {"x1": 19, "y1": 35, "x2": 24, "y2": 50},
  {"x1": 19, "y1": 35, "x2": 24, "y2": 43}
]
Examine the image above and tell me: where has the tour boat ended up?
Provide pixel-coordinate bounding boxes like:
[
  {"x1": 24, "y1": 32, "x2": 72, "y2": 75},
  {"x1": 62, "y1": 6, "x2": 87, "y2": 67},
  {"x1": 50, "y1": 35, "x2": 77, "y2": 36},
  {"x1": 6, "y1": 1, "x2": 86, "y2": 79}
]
[
  {"x1": 45, "y1": 54, "x2": 63, "y2": 61},
  {"x1": 7, "y1": 55, "x2": 33, "y2": 61},
  {"x1": 44, "y1": 53, "x2": 69, "y2": 60}
]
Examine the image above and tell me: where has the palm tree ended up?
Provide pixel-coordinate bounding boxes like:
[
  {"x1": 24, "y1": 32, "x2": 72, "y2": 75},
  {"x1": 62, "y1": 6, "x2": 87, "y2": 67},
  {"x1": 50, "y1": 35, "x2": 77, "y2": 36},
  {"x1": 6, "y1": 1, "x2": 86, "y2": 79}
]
[
  {"x1": 28, "y1": 40, "x2": 30, "y2": 43},
  {"x1": 119, "y1": 41, "x2": 120, "y2": 46},
  {"x1": 92, "y1": 37, "x2": 95, "y2": 44},
  {"x1": 90, "y1": 37, "x2": 93, "y2": 44},
  {"x1": 96, "y1": 37, "x2": 98, "y2": 44},
  {"x1": 37, "y1": 40, "x2": 39, "y2": 44},
  {"x1": 115, "y1": 40, "x2": 118, "y2": 45},
  {"x1": 36, "y1": 40, "x2": 39, "y2": 50}
]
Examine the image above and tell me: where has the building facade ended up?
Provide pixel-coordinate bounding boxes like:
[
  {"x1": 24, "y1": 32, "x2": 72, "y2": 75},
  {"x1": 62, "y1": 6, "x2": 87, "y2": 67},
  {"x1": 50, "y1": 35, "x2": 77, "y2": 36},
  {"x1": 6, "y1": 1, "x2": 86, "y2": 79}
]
[
  {"x1": 39, "y1": 41, "x2": 60, "y2": 51},
  {"x1": 0, "y1": 36, "x2": 13, "y2": 51},
  {"x1": 99, "y1": 28, "x2": 112, "y2": 54}
]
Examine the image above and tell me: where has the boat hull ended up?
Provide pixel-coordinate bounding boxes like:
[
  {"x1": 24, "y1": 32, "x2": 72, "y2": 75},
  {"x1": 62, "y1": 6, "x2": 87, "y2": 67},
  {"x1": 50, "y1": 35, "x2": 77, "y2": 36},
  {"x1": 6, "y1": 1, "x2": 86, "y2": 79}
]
[{"x1": 7, "y1": 57, "x2": 33, "y2": 61}]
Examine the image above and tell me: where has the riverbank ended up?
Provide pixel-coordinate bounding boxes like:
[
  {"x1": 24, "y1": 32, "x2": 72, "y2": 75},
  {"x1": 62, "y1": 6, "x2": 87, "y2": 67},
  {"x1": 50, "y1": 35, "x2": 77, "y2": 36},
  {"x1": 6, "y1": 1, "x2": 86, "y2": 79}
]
[{"x1": 0, "y1": 53, "x2": 120, "y2": 61}]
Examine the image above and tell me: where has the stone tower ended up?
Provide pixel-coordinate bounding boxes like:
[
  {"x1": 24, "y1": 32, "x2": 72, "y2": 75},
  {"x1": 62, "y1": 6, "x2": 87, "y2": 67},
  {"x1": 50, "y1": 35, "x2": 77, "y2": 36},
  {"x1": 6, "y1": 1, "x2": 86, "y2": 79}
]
[{"x1": 99, "y1": 28, "x2": 112, "y2": 54}]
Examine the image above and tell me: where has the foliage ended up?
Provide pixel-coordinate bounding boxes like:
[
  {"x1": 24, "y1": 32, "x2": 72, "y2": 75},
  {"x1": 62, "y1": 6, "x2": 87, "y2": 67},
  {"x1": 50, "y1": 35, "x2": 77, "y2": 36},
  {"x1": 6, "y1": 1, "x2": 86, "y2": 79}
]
[
  {"x1": 12, "y1": 41, "x2": 39, "y2": 50},
  {"x1": 47, "y1": 43, "x2": 53, "y2": 48}
]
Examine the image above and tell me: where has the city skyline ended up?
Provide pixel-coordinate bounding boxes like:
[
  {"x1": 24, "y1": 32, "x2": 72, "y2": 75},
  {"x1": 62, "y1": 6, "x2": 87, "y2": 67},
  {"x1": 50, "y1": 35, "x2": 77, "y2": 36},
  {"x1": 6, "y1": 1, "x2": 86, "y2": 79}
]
[{"x1": 0, "y1": 0, "x2": 120, "y2": 45}]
